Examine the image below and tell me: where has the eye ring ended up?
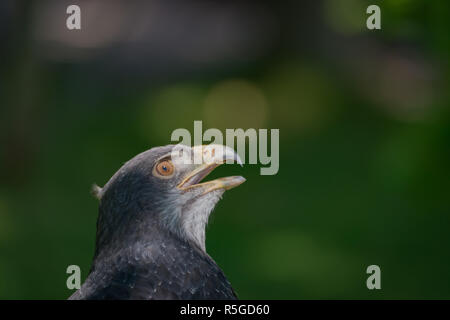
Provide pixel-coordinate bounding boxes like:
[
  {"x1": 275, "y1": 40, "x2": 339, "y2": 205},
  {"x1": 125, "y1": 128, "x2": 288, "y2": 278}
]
[{"x1": 153, "y1": 160, "x2": 175, "y2": 178}]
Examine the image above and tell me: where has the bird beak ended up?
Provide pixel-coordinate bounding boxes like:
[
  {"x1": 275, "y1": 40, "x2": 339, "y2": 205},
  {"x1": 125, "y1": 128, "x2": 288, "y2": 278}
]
[{"x1": 176, "y1": 144, "x2": 246, "y2": 194}]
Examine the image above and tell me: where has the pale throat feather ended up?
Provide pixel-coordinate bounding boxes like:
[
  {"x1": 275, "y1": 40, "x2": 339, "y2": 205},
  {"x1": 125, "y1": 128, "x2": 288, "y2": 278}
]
[{"x1": 160, "y1": 190, "x2": 224, "y2": 252}]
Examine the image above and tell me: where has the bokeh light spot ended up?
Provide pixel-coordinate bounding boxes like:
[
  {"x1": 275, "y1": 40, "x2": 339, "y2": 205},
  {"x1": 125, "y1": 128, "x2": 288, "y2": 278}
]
[{"x1": 203, "y1": 79, "x2": 268, "y2": 130}]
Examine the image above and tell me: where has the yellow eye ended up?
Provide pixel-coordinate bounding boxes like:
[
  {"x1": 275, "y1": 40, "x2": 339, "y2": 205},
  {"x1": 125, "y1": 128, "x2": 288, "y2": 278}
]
[{"x1": 154, "y1": 160, "x2": 174, "y2": 177}]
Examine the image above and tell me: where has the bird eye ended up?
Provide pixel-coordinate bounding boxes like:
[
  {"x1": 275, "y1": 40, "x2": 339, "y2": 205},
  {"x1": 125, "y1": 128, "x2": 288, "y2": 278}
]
[{"x1": 154, "y1": 160, "x2": 175, "y2": 177}]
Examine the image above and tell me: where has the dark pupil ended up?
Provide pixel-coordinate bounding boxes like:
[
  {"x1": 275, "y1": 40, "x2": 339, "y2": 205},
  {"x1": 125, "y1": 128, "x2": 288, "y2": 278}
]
[{"x1": 162, "y1": 165, "x2": 167, "y2": 171}]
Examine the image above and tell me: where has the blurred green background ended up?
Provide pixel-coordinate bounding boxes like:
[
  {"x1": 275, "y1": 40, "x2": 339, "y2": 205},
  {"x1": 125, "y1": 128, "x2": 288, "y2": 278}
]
[{"x1": 0, "y1": 0, "x2": 449, "y2": 299}]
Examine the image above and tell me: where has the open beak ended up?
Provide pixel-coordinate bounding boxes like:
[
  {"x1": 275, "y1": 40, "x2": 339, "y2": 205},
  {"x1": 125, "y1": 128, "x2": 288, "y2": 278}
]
[{"x1": 176, "y1": 145, "x2": 246, "y2": 194}]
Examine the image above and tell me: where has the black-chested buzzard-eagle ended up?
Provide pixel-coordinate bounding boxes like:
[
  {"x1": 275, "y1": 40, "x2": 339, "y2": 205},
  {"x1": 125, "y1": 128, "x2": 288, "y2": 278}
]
[{"x1": 69, "y1": 144, "x2": 245, "y2": 300}]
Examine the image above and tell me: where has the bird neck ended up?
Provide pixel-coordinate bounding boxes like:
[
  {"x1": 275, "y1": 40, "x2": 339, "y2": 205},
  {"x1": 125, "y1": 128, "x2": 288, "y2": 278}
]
[{"x1": 159, "y1": 190, "x2": 225, "y2": 254}]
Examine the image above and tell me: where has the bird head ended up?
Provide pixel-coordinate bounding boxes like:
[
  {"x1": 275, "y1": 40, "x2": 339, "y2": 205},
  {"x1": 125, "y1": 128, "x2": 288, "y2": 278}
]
[{"x1": 93, "y1": 144, "x2": 245, "y2": 255}]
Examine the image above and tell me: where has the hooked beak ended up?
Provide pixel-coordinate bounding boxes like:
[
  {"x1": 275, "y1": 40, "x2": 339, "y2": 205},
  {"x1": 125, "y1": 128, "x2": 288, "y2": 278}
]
[{"x1": 176, "y1": 145, "x2": 246, "y2": 194}]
